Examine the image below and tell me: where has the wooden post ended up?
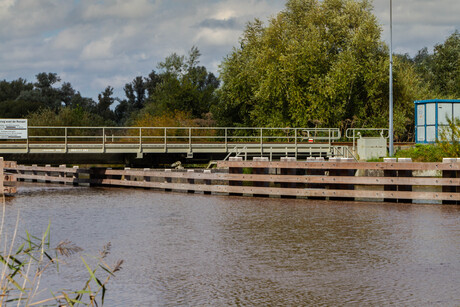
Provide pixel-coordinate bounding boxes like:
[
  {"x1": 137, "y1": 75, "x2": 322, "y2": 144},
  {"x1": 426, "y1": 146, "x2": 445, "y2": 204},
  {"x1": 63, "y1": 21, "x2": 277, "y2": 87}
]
[
  {"x1": 124, "y1": 167, "x2": 131, "y2": 182},
  {"x1": 203, "y1": 169, "x2": 212, "y2": 195},
  {"x1": 59, "y1": 164, "x2": 66, "y2": 184},
  {"x1": 384, "y1": 158, "x2": 397, "y2": 202},
  {"x1": 143, "y1": 168, "x2": 151, "y2": 190},
  {"x1": 328, "y1": 158, "x2": 346, "y2": 201},
  {"x1": 45, "y1": 164, "x2": 51, "y2": 183},
  {"x1": 187, "y1": 169, "x2": 195, "y2": 193},
  {"x1": 397, "y1": 158, "x2": 412, "y2": 203},
  {"x1": 229, "y1": 157, "x2": 243, "y2": 196},
  {"x1": 280, "y1": 157, "x2": 297, "y2": 198},
  {"x1": 72, "y1": 166, "x2": 79, "y2": 186},
  {"x1": 164, "y1": 169, "x2": 172, "y2": 192},
  {"x1": 442, "y1": 158, "x2": 458, "y2": 205},
  {"x1": 306, "y1": 157, "x2": 326, "y2": 200},
  {"x1": 32, "y1": 164, "x2": 38, "y2": 182},
  {"x1": 253, "y1": 157, "x2": 269, "y2": 197}
]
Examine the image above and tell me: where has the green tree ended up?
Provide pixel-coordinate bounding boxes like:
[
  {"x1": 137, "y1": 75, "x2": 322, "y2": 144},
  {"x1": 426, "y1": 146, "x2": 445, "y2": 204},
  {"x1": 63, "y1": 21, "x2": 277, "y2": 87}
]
[
  {"x1": 27, "y1": 107, "x2": 109, "y2": 126},
  {"x1": 216, "y1": 0, "x2": 422, "y2": 141},
  {"x1": 139, "y1": 47, "x2": 220, "y2": 120},
  {"x1": 96, "y1": 86, "x2": 116, "y2": 121},
  {"x1": 432, "y1": 30, "x2": 460, "y2": 97}
]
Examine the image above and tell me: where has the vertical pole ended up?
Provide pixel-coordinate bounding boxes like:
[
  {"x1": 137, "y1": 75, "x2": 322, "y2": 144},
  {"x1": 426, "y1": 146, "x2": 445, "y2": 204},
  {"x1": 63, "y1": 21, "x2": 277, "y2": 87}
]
[
  {"x1": 139, "y1": 128, "x2": 142, "y2": 152},
  {"x1": 260, "y1": 128, "x2": 263, "y2": 156},
  {"x1": 164, "y1": 128, "x2": 167, "y2": 153},
  {"x1": 65, "y1": 127, "x2": 68, "y2": 153},
  {"x1": 225, "y1": 128, "x2": 228, "y2": 152},
  {"x1": 389, "y1": 0, "x2": 394, "y2": 156},
  {"x1": 295, "y1": 128, "x2": 298, "y2": 160},
  {"x1": 102, "y1": 127, "x2": 105, "y2": 153}
]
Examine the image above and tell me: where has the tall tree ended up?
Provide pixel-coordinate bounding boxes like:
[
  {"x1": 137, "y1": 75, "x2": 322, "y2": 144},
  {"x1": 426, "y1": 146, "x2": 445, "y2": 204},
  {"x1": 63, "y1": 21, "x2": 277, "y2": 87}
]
[
  {"x1": 216, "y1": 0, "x2": 422, "y2": 141},
  {"x1": 142, "y1": 47, "x2": 220, "y2": 119},
  {"x1": 96, "y1": 86, "x2": 116, "y2": 121},
  {"x1": 431, "y1": 30, "x2": 460, "y2": 97}
]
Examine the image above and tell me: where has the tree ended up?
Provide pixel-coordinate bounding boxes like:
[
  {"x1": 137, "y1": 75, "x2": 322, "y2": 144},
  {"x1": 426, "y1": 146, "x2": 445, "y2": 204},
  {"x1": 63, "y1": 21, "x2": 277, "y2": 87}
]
[
  {"x1": 216, "y1": 0, "x2": 422, "y2": 141},
  {"x1": 139, "y1": 47, "x2": 220, "y2": 120},
  {"x1": 96, "y1": 86, "x2": 116, "y2": 121},
  {"x1": 432, "y1": 30, "x2": 460, "y2": 97}
]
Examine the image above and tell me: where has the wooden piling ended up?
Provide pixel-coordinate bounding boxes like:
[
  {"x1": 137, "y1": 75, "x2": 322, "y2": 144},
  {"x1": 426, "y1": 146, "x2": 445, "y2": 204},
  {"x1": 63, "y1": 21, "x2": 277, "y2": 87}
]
[
  {"x1": 253, "y1": 157, "x2": 269, "y2": 197},
  {"x1": 442, "y1": 158, "x2": 458, "y2": 205},
  {"x1": 228, "y1": 157, "x2": 243, "y2": 196},
  {"x1": 280, "y1": 157, "x2": 297, "y2": 198},
  {"x1": 397, "y1": 158, "x2": 413, "y2": 203},
  {"x1": 384, "y1": 158, "x2": 397, "y2": 202}
]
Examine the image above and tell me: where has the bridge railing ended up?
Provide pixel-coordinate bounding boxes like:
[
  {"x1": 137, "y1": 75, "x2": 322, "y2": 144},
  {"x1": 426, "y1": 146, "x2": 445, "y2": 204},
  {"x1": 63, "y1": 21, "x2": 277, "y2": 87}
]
[{"x1": 23, "y1": 126, "x2": 341, "y2": 146}]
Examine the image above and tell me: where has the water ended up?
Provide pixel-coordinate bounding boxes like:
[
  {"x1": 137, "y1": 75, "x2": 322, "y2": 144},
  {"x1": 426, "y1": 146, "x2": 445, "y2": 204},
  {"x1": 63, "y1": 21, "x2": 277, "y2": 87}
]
[{"x1": 3, "y1": 183, "x2": 460, "y2": 306}]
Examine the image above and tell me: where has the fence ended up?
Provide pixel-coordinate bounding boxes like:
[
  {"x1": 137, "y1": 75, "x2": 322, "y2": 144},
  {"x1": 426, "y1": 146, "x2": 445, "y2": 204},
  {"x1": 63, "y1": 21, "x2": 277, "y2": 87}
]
[{"x1": 4, "y1": 157, "x2": 460, "y2": 204}]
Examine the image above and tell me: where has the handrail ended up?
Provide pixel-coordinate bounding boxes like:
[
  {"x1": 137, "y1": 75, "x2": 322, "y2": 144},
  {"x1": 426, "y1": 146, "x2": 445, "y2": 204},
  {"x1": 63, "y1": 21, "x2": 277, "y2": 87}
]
[{"x1": 5, "y1": 126, "x2": 343, "y2": 156}]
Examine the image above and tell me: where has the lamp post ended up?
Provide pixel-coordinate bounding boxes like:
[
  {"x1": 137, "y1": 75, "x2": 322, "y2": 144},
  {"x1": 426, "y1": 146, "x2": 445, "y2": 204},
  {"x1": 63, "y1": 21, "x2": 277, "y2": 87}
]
[{"x1": 389, "y1": 0, "x2": 394, "y2": 156}]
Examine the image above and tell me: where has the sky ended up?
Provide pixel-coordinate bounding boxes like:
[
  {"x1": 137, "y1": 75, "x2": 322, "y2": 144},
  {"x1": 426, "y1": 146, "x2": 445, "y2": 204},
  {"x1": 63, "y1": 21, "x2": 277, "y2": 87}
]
[{"x1": 1, "y1": 0, "x2": 459, "y2": 101}]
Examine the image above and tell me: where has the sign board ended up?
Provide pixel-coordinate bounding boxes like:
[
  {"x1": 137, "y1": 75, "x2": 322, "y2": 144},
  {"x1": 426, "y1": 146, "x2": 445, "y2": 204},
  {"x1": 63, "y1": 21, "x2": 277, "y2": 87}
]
[{"x1": 0, "y1": 119, "x2": 28, "y2": 139}]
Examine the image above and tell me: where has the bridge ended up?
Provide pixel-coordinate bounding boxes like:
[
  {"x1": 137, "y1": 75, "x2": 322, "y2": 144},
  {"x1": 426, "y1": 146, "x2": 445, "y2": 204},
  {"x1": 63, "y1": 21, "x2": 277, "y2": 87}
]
[{"x1": 0, "y1": 126, "x2": 359, "y2": 166}]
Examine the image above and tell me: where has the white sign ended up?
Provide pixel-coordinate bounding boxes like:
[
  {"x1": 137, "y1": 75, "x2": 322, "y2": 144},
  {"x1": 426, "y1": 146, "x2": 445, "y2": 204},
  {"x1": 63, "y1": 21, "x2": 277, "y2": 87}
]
[{"x1": 0, "y1": 119, "x2": 28, "y2": 139}]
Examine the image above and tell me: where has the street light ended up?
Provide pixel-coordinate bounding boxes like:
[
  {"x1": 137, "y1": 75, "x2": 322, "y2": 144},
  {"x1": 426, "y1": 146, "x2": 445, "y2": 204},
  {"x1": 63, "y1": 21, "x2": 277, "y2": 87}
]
[{"x1": 389, "y1": 0, "x2": 394, "y2": 156}]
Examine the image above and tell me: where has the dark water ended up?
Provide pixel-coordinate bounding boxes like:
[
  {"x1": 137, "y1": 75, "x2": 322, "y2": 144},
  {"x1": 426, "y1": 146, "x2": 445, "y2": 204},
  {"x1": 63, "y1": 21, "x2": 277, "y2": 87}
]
[{"x1": 3, "y1": 183, "x2": 460, "y2": 306}]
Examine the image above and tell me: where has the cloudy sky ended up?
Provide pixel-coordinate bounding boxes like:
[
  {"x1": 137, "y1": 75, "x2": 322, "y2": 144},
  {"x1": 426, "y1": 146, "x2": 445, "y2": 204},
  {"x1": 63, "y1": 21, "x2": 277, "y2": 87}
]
[{"x1": 1, "y1": 0, "x2": 459, "y2": 100}]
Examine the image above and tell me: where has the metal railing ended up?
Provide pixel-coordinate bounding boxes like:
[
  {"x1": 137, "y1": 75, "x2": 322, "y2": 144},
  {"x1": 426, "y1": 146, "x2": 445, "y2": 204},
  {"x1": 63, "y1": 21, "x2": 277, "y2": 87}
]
[{"x1": 17, "y1": 126, "x2": 341, "y2": 149}]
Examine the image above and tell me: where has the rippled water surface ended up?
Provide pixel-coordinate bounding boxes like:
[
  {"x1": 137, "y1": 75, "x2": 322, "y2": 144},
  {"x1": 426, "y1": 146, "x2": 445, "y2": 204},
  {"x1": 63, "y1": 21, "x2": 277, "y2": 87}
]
[{"x1": 4, "y1": 183, "x2": 460, "y2": 306}]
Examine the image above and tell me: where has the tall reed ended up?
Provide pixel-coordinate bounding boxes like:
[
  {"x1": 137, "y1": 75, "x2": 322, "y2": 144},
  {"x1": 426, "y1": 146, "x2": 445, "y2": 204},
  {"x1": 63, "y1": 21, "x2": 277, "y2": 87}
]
[{"x1": 0, "y1": 194, "x2": 122, "y2": 306}]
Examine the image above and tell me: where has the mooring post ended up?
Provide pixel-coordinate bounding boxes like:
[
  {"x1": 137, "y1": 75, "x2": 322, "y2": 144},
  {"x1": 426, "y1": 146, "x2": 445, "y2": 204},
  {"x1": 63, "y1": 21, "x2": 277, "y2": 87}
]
[
  {"x1": 72, "y1": 166, "x2": 79, "y2": 186},
  {"x1": 124, "y1": 167, "x2": 131, "y2": 182},
  {"x1": 397, "y1": 158, "x2": 412, "y2": 203},
  {"x1": 252, "y1": 157, "x2": 269, "y2": 197},
  {"x1": 384, "y1": 158, "x2": 398, "y2": 202},
  {"x1": 164, "y1": 169, "x2": 172, "y2": 192},
  {"x1": 31, "y1": 164, "x2": 38, "y2": 182},
  {"x1": 45, "y1": 164, "x2": 51, "y2": 183},
  {"x1": 228, "y1": 156, "x2": 243, "y2": 196},
  {"x1": 306, "y1": 157, "x2": 326, "y2": 200},
  {"x1": 442, "y1": 158, "x2": 458, "y2": 204},
  {"x1": 143, "y1": 168, "x2": 151, "y2": 190},
  {"x1": 328, "y1": 158, "x2": 341, "y2": 201},
  {"x1": 203, "y1": 169, "x2": 212, "y2": 195},
  {"x1": 280, "y1": 157, "x2": 297, "y2": 198},
  {"x1": 59, "y1": 164, "x2": 66, "y2": 185},
  {"x1": 187, "y1": 169, "x2": 195, "y2": 193}
]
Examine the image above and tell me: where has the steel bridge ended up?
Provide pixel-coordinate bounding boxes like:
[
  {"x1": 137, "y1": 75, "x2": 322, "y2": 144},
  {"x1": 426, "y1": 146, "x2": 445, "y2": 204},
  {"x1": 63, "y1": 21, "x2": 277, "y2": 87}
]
[{"x1": 0, "y1": 126, "x2": 358, "y2": 165}]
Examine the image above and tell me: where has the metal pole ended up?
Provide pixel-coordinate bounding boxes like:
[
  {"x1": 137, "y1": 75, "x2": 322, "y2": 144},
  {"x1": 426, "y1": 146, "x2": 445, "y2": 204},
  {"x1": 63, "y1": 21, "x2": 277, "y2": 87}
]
[{"x1": 389, "y1": 0, "x2": 394, "y2": 156}]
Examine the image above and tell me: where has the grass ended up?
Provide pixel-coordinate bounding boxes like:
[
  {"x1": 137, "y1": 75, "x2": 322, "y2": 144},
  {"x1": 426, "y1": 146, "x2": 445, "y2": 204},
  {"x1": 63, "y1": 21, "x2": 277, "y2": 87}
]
[
  {"x1": 0, "y1": 194, "x2": 123, "y2": 306},
  {"x1": 395, "y1": 144, "x2": 453, "y2": 162}
]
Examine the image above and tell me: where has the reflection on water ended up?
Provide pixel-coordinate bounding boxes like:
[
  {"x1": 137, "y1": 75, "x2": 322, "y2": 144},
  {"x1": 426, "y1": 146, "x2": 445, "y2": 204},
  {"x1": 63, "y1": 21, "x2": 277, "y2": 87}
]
[{"x1": 3, "y1": 182, "x2": 460, "y2": 306}]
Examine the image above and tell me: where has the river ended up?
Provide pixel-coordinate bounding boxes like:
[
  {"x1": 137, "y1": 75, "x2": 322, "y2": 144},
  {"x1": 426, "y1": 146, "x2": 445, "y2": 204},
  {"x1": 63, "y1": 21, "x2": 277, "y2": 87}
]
[{"x1": 3, "y1": 183, "x2": 460, "y2": 306}]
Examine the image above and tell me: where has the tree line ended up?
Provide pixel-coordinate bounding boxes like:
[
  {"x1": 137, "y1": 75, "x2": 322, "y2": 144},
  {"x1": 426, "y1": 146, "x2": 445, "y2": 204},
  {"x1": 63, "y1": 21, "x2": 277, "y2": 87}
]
[{"x1": 0, "y1": 0, "x2": 458, "y2": 142}]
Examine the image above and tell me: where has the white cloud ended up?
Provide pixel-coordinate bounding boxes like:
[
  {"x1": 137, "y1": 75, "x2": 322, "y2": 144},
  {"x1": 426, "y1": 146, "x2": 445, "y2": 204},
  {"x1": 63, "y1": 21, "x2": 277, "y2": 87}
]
[
  {"x1": 0, "y1": 0, "x2": 458, "y2": 100},
  {"x1": 81, "y1": 37, "x2": 114, "y2": 60},
  {"x1": 82, "y1": 0, "x2": 159, "y2": 20}
]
